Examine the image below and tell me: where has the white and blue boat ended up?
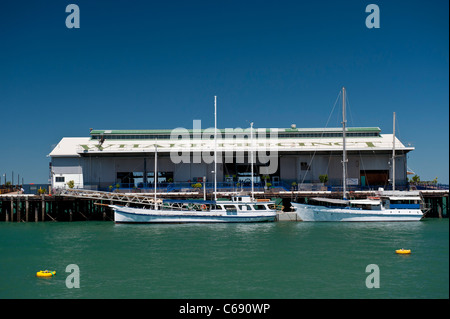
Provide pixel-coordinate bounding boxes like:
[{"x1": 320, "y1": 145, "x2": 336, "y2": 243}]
[
  {"x1": 291, "y1": 192, "x2": 425, "y2": 222},
  {"x1": 291, "y1": 88, "x2": 427, "y2": 222},
  {"x1": 112, "y1": 196, "x2": 277, "y2": 223},
  {"x1": 111, "y1": 97, "x2": 277, "y2": 223}
]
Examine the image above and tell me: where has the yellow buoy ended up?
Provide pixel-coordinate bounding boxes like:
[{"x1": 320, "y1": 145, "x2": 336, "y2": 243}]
[
  {"x1": 395, "y1": 249, "x2": 411, "y2": 254},
  {"x1": 36, "y1": 270, "x2": 56, "y2": 277}
]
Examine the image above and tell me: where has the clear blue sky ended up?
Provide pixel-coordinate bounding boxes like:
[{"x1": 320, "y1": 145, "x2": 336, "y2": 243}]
[{"x1": 0, "y1": 0, "x2": 448, "y2": 184}]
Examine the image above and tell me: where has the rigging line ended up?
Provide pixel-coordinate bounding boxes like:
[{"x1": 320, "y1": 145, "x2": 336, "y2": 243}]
[
  {"x1": 299, "y1": 90, "x2": 342, "y2": 186},
  {"x1": 395, "y1": 112, "x2": 402, "y2": 143},
  {"x1": 346, "y1": 92, "x2": 367, "y2": 189},
  {"x1": 325, "y1": 90, "x2": 343, "y2": 130},
  {"x1": 345, "y1": 91, "x2": 355, "y2": 127},
  {"x1": 346, "y1": 92, "x2": 377, "y2": 191}
]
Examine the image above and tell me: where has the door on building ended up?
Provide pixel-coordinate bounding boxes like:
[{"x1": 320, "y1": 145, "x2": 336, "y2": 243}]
[{"x1": 360, "y1": 170, "x2": 389, "y2": 187}]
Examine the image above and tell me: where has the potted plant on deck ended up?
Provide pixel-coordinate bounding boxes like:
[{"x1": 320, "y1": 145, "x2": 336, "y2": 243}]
[
  {"x1": 191, "y1": 182, "x2": 202, "y2": 190},
  {"x1": 319, "y1": 174, "x2": 328, "y2": 191},
  {"x1": 291, "y1": 181, "x2": 298, "y2": 191}
]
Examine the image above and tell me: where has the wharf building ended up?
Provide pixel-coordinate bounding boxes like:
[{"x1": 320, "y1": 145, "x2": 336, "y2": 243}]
[{"x1": 48, "y1": 125, "x2": 413, "y2": 192}]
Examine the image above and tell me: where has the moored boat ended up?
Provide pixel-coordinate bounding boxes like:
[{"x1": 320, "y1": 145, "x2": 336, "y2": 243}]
[
  {"x1": 111, "y1": 97, "x2": 277, "y2": 223},
  {"x1": 291, "y1": 88, "x2": 427, "y2": 222},
  {"x1": 291, "y1": 191, "x2": 425, "y2": 222},
  {"x1": 112, "y1": 196, "x2": 277, "y2": 223}
]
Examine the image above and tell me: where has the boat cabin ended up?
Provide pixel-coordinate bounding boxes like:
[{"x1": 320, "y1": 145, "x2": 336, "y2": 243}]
[
  {"x1": 381, "y1": 196, "x2": 421, "y2": 209},
  {"x1": 216, "y1": 196, "x2": 274, "y2": 212}
]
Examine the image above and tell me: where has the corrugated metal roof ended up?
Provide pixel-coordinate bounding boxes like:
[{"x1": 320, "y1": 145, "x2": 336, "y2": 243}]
[{"x1": 49, "y1": 134, "x2": 413, "y2": 157}]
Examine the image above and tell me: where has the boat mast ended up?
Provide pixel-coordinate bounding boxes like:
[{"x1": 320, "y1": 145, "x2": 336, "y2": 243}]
[
  {"x1": 250, "y1": 122, "x2": 254, "y2": 201},
  {"x1": 392, "y1": 111, "x2": 396, "y2": 191},
  {"x1": 154, "y1": 143, "x2": 158, "y2": 209},
  {"x1": 214, "y1": 95, "x2": 217, "y2": 201},
  {"x1": 342, "y1": 87, "x2": 348, "y2": 200}
]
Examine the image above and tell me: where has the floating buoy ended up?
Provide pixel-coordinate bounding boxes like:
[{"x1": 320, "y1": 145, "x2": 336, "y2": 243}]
[
  {"x1": 36, "y1": 270, "x2": 56, "y2": 277},
  {"x1": 395, "y1": 249, "x2": 411, "y2": 254}
]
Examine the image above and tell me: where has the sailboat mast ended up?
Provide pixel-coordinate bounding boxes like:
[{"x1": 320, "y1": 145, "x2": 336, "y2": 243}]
[
  {"x1": 342, "y1": 87, "x2": 348, "y2": 200},
  {"x1": 392, "y1": 111, "x2": 396, "y2": 191},
  {"x1": 250, "y1": 122, "x2": 254, "y2": 201},
  {"x1": 214, "y1": 96, "x2": 217, "y2": 201}
]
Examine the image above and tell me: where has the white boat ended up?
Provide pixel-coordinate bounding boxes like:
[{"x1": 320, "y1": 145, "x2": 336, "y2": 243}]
[
  {"x1": 292, "y1": 192, "x2": 425, "y2": 222},
  {"x1": 111, "y1": 97, "x2": 277, "y2": 223},
  {"x1": 291, "y1": 88, "x2": 426, "y2": 222},
  {"x1": 112, "y1": 196, "x2": 277, "y2": 223}
]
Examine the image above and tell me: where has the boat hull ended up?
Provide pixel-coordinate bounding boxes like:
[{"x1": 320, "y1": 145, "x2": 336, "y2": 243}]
[
  {"x1": 291, "y1": 203, "x2": 424, "y2": 222},
  {"x1": 112, "y1": 206, "x2": 277, "y2": 223}
]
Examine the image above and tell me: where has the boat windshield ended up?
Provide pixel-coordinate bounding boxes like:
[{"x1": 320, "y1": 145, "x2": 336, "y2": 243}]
[
  {"x1": 350, "y1": 200, "x2": 381, "y2": 210},
  {"x1": 253, "y1": 204, "x2": 267, "y2": 210}
]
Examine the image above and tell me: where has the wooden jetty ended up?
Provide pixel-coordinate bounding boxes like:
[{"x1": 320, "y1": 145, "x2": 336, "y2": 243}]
[
  {"x1": 0, "y1": 189, "x2": 448, "y2": 222},
  {"x1": 0, "y1": 193, "x2": 112, "y2": 222}
]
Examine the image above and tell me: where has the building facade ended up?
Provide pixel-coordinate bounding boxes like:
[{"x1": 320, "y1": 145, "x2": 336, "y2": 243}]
[{"x1": 49, "y1": 126, "x2": 413, "y2": 191}]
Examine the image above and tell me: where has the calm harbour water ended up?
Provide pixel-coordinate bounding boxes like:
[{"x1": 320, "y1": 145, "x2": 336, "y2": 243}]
[{"x1": 0, "y1": 219, "x2": 448, "y2": 299}]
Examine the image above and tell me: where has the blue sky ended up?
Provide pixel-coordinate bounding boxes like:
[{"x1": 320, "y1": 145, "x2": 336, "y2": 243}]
[{"x1": 0, "y1": 0, "x2": 448, "y2": 184}]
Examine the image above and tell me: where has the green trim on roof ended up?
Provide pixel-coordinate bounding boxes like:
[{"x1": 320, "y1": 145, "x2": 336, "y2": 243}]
[
  {"x1": 91, "y1": 127, "x2": 381, "y2": 135},
  {"x1": 284, "y1": 127, "x2": 380, "y2": 133}
]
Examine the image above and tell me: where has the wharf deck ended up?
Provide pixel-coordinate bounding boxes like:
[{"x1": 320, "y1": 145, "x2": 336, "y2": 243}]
[{"x1": 0, "y1": 188, "x2": 448, "y2": 221}]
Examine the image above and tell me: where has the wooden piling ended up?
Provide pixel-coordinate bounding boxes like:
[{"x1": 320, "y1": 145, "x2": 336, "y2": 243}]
[
  {"x1": 10, "y1": 198, "x2": 14, "y2": 222},
  {"x1": 17, "y1": 197, "x2": 21, "y2": 222},
  {"x1": 444, "y1": 196, "x2": 448, "y2": 217},
  {"x1": 438, "y1": 199, "x2": 443, "y2": 218},
  {"x1": 41, "y1": 195, "x2": 45, "y2": 221},
  {"x1": 25, "y1": 198, "x2": 29, "y2": 222},
  {"x1": 35, "y1": 206, "x2": 38, "y2": 222}
]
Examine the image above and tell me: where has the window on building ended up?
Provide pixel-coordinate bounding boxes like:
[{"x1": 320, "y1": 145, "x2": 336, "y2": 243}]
[
  {"x1": 55, "y1": 177, "x2": 65, "y2": 182},
  {"x1": 301, "y1": 162, "x2": 311, "y2": 171}
]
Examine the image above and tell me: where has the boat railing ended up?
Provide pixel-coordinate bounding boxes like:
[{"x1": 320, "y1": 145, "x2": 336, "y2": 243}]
[{"x1": 86, "y1": 181, "x2": 449, "y2": 194}]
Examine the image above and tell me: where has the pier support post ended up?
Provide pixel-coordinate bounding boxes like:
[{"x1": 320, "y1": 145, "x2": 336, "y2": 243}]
[
  {"x1": 41, "y1": 195, "x2": 45, "y2": 221},
  {"x1": 443, "y1": 196, "x2": 448, "y2": 218},
  {"x1": 438, "y1": 199, "x2": 443, "y2": 218},
  {"x1": 35, "y1": 207, "x2": 38, "y2": 222},
  {"x1": 25, "y1": 198, "x2": 29, "y2": 222},
  {"x1": 17, "y1": 197, "x2": 21, "y2": 222},
  {"x1": 10, "y1": 198, "x2": 14, "y2": 222}
]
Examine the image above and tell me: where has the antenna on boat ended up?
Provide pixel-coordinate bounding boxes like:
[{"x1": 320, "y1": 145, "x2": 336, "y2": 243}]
[
  {"x1": 342, "y1": 87, "x2": 348, "y2": 200},
  {"x1": 214, "y1": 95, "x2": 217, "y2": 201},
  {"x1": 250, "y1": 122, "x2": 254, "y2": 202},
  {"x1": 392, "y1": 111, "x2": 396, "y2": 191}
]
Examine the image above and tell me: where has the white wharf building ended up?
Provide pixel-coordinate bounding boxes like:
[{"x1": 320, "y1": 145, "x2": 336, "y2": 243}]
[{"x1": 49, "y1": 126, "x2": 414, "y2": 191}]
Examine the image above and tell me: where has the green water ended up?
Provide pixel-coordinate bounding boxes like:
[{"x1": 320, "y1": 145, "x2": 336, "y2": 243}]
[{"x1": 0, "y1": 219, "x2": 448, "y2": 299}]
